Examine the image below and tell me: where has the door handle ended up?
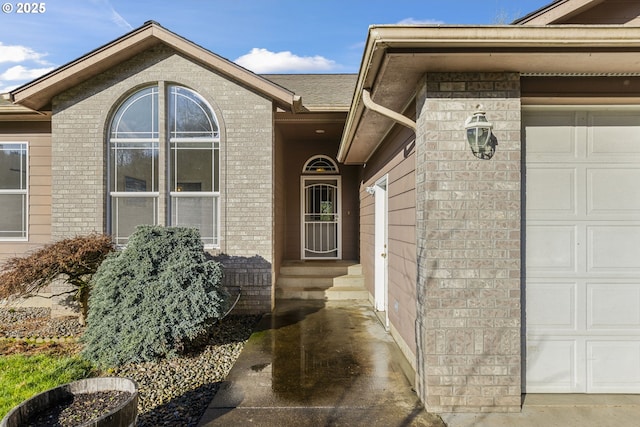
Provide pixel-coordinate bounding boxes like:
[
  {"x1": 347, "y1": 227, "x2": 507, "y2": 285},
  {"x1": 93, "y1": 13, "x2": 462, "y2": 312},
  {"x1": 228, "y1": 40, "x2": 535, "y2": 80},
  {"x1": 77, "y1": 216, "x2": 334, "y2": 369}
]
[{"x1": 381, "y1": 253, "x2": 387, "y2": 258}]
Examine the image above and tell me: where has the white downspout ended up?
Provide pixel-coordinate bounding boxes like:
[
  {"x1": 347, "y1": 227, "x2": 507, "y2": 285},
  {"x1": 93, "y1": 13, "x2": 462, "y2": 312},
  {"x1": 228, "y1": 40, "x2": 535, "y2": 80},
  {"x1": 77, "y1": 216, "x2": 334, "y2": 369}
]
[{"x1": 361, "y1": 88, "x2": 416, "y2": 132}]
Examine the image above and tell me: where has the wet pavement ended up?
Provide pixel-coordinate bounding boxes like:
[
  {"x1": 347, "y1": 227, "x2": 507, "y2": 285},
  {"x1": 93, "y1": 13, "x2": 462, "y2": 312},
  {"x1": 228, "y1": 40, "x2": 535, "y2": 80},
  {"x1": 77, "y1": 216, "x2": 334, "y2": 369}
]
[{"x1": 198, "y1": 300, "x2": 444, "y2": 427}]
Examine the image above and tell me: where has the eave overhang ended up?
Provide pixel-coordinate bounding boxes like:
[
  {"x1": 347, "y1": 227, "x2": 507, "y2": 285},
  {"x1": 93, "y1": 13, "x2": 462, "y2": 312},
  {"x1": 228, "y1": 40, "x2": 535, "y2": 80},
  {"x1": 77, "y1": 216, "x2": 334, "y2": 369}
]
[
  {"x1": 338, "y1": 25, "x2": 640, "y2": 164},
  {"x1": 10, "y1": 21, "x2": 298, "y2": 112}
]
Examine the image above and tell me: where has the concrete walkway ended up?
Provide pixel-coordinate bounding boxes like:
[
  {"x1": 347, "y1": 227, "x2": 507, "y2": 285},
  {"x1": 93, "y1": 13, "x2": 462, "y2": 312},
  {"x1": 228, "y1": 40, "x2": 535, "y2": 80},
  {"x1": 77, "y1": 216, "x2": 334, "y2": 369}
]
[
  {"x1": 198, "y1": 299, "x2": 640, "y2": 426},
  {"x1": 198, "y1": 300, "x2": 444, "y2": 427}
]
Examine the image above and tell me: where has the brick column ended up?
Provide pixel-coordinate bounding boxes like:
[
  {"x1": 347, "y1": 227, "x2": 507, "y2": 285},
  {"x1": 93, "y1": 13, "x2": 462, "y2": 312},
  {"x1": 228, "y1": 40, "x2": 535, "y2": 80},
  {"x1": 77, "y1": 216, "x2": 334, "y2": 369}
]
[{"x1": 415, "y1": 73, "x2": 522, "y2": 413}]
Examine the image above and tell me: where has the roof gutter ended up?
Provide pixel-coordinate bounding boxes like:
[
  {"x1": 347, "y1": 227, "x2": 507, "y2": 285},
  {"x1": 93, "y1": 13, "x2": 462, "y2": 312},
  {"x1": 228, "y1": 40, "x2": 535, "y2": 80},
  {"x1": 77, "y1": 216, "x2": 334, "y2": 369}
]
[
  {"x1": 338, "y1": 24, "x2": 640, "y2": 163},
  {"x1": 361, "y1": 88, "x2": 416, "y2": 132}
]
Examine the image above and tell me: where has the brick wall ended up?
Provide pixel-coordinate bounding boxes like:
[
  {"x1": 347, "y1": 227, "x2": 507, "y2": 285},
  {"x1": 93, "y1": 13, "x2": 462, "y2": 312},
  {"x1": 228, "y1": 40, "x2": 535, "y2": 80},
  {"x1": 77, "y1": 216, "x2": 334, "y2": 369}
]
[
  {"x1": 51, "y1": 45, "x2": 274, "y2": 314},
  {"x1": 415, "y1": 72, "x2": 522, "y2": 412}
]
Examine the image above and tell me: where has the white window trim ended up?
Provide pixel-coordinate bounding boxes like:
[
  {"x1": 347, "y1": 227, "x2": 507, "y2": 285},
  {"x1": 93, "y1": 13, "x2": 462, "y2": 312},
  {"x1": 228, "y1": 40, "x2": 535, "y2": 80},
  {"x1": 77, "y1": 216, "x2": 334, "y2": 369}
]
[{"x1": 0, "y1": 141, "x2": 28, "y2": 241}]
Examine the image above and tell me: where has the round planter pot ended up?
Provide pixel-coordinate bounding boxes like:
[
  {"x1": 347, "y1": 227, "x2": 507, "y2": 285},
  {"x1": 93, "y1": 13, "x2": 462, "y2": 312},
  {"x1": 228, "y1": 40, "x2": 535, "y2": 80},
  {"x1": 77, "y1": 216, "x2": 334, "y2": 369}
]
[{"x1": 1, "y1": 377, "x2": 138, "y2": 427}]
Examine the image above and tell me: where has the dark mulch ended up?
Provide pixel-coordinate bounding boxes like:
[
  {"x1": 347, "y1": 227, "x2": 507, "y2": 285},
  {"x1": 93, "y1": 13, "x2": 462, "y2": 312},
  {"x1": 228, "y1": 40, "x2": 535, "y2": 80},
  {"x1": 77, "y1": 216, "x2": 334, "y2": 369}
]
[{"x1": 26, "y1": 391, "x2": 131, "y2": 427}]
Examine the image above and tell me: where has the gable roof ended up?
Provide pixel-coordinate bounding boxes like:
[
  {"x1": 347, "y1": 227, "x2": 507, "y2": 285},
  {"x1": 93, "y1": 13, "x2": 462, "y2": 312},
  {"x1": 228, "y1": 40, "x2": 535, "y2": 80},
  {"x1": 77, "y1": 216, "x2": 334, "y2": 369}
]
[
  {"x1": 263, "y1": 74, "x2": 357, "y2": 112},
  {"x1": 9, "y1": 21, "x2": 300, "y2": 112},
  {"x1": 514, "y1": 0, "x2": 640, "y2": 25}
]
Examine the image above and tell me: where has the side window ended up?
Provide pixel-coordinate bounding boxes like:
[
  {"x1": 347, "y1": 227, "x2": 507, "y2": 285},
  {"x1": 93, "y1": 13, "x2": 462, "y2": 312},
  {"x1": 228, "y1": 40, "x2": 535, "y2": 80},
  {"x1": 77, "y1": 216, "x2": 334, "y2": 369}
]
[{"x1": 0, "y1": 142, "x2": 28, "y2": 240}]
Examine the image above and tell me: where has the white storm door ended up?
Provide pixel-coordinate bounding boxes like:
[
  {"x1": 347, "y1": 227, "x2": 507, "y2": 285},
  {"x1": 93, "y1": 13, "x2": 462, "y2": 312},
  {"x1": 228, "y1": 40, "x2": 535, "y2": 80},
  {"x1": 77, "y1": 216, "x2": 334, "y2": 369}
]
[
  {"x1": 525, "y1": 109, "x2": 640, "y2": 394},
  {"x1": 374, "y1": 177, "x2": 388, "y2": 322},
  {"x1": 301, "y1": 177, "x2": 341, "y2": 260}
]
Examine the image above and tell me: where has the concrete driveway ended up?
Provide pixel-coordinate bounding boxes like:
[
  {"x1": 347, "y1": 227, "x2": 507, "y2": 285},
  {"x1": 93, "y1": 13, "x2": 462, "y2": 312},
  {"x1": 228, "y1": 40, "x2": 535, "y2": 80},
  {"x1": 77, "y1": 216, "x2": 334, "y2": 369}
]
[{"x1": 441, "y1": 394, "x2": 640, "y2": 427}]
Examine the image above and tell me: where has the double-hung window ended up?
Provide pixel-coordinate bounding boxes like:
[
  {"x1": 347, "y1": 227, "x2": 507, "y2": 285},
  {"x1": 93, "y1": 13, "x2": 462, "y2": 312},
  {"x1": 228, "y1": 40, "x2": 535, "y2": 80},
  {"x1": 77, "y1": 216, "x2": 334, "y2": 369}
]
[
  {"x1": 0, "y1": 142, "x2": 28, "y2": 240},
  {"x1": 108, "y1": 85, "x2": 220, "y2": 247}
]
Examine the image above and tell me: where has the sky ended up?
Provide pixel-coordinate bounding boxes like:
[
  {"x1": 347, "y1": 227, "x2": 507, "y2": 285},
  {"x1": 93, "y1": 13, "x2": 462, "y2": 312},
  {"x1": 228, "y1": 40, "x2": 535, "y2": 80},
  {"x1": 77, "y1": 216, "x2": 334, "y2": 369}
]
[{"x1": 0, "y1": 0, "x2": 552, "y2": 93}]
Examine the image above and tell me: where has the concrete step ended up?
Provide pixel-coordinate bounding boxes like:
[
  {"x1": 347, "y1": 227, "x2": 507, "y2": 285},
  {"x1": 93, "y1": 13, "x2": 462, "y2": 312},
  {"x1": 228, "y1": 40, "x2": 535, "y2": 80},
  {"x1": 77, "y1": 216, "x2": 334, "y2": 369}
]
[
  {"x1": 276, "y1": 286, "x2": 369, "y2": 301},
  {"x1": 280, "y1": 260, "x2": 357, "y2": 275},
  {"x1": 276, "y1": 260, "x2": 367, "y2": 301},
  {"x1": 325, "y1": 287, "x2": 370, "y2": 300},
  {"x1": 275, "y1": 287, "x2": 328, "y2": 300},
  {"x1": 333, "y1": 274, "x2": 365, "y2": 288},
  {"x1": 277, "y1": 275, "x2": 333, "y2": 289},
  {"x1": 347, "y1": 264, "x2": 363, "y2": 276}
]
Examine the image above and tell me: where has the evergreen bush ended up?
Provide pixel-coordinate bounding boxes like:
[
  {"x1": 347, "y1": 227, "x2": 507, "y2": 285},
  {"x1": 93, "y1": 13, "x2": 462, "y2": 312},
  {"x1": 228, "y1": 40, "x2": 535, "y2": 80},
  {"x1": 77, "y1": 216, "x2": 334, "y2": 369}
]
[{"x1": 81, "y1": 226, "x2": 230, "y2": 368}]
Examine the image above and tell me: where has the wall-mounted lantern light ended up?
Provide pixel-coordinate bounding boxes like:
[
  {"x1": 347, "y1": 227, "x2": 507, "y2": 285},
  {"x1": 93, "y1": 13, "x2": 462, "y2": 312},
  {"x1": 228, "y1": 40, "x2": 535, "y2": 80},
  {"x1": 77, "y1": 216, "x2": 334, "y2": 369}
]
[
  {"x1": 464, "y1": 106, "x2": 495, "y2": 160},
  {"x1": 365, "y1": 186, "x2": 376, "y2": 196}
]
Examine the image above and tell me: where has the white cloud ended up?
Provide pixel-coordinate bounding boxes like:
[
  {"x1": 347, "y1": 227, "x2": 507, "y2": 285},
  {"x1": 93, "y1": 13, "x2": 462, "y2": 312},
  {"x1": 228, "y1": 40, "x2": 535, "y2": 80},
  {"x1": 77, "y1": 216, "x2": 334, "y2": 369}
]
[
  {"x1": 396, "y1": 18, "x2": 445, "y2": 25},
  {"x1": 0, "y1": 65, "x2": 54, "y2": 81},
  {"x1": 0, "y1": 43, "x2": 48, "y2": 64},
  {"x1": 235, "y1": 48, "x2": 337, "y2": 73},
  {"x1": 0, "y1": 1, "x2": 130, "y2": 94},
  {"x1": 0, "y1": 43, "x2": 53, "y2": 93}
]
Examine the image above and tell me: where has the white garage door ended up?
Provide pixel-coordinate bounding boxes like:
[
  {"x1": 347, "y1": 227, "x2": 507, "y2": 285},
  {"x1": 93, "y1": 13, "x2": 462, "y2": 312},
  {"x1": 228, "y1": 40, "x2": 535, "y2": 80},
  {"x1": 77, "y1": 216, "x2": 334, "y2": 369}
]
[{"x1": 525, "y1": 109, "x2": 640, "y2": 393}]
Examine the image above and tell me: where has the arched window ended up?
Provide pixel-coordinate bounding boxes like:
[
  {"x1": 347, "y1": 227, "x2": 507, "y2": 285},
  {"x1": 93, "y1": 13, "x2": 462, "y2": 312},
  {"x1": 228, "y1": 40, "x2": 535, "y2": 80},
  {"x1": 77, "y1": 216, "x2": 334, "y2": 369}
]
[
  {"x1": 302, "y1": 155, "x2": 339, "y2": 174},
  {"x1": 168, "y1": 85, "x2": 219, "y2": 246},
  {"x1": 109, "y1": 87, "x2": 159, "y2": 245},
  {"x1": 108, "y1": 85, "x2": 220, "y2": 246}
]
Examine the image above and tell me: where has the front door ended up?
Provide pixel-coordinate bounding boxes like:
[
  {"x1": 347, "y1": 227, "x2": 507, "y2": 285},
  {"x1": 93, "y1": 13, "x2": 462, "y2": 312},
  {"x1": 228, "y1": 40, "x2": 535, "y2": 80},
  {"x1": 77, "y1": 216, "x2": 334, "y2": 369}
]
[{"x1": 301, "y1": 177, "x2": 341, "y2": 259}]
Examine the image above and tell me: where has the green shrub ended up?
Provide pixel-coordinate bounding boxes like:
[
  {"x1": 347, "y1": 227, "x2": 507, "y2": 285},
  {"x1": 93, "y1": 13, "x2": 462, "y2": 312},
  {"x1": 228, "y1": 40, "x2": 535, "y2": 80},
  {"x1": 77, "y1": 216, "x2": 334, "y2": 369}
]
[{"x1": 81, "y1": 226, "x2": 229, "y2": 368}]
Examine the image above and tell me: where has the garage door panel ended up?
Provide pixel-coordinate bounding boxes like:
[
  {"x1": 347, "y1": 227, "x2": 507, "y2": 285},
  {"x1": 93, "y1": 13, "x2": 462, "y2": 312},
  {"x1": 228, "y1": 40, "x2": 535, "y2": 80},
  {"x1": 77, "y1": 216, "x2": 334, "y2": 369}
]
[
  {"x1": 527, "y1": 168, "x2": 577, "y2": 216},
  {"x1": 523, "y1": 112, "x2": 577, "y2": 160},
  {"x1": 526, "y1": 339, "x2": 581, "y2": 392},
  {"x1": 589, "y1": 113, "x2": 640, "y2": 158},
  {"x1": 587, "y1": 341, "x2": 640, "y2": 393},
  {"x1": 587, "y1": 284, "x2": 640, "y2": 329},
  {"x1": 527, "y1": 281, "x2": 577, "y2": 331},
  {"x1": 588, "y1": 168, "x2": 640, "y2": 216},
  {"x1": 527, "y1": 225, "x2": 577, "y2": 272},
  {"x1": 588, "y1": 226, "x2": 640, "y2": 272}
]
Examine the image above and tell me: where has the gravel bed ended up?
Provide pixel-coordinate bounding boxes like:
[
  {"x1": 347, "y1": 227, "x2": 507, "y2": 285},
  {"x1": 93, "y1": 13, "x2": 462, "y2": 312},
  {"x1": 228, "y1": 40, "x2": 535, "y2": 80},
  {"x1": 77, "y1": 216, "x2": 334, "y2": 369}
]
[
  {"x1": 0, "y1": 307, "x2": 84, "y2": 338},
  {"x1": 111, "y1": 315, "x2": 259, "y2": 426},
  {"x1": 1, "y1": 307, "x2": 260, "y2": 426}
]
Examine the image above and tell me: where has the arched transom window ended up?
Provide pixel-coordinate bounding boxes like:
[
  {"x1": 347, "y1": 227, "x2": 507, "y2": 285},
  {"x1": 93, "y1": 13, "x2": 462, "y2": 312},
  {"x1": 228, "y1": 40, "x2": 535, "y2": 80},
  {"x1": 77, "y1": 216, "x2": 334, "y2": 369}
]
[
  {"x1": 303, "y1": 155, "x2": 339, "y2": 174},
  {"x1": 108, "y1": 85, "x2": 220, "y2": 246}
]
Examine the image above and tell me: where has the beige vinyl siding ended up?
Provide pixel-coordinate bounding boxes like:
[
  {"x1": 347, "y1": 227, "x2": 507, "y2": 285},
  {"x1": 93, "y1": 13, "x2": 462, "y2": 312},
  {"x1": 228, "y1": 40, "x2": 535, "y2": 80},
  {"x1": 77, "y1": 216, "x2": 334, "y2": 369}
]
[
  {"x1": 361, "y1": 126, "x2": 417, "y2": 358},
  {"x1": 387, "y1": 152, "x2": 417, "y2": 356},
  {"x1": 0, "y1": 122, "x2": 52, "y2": 262},
  {"x1": 360, "y1": 187, "x2": 374, "y2": 290}
]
